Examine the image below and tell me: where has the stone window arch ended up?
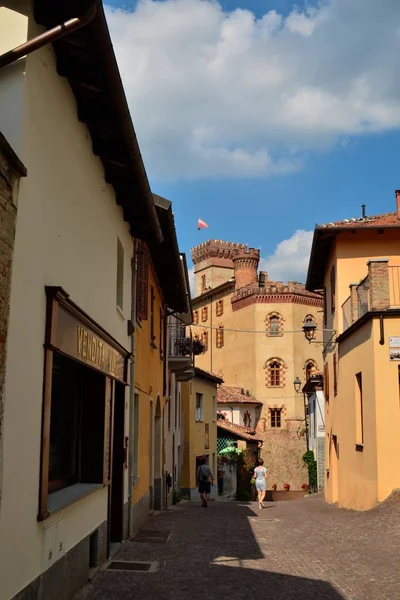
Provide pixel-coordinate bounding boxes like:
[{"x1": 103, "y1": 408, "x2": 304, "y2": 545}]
[
  {"x1": 303, "y1": 313, "x2": 316, "y2": 325},
  {"x1": 265, "y1": 312, "x2": 284, "y2": 337},
  {"x1": 265, "y1": 358, "x2": 287, "y2": 388},
  {"x1": 304, "y1": 359, "x2": 318, "y2": 381}
]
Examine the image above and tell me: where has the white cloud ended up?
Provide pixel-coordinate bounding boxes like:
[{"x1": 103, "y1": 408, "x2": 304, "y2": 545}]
[
  {"x1": 105, "y1": 0, "x2": 400, "y2": 180},
  {"x1": 259, "y1": 230, "x2": 313, "y2": 283}
]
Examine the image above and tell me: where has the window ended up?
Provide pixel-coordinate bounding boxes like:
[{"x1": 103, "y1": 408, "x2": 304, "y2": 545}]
[
  {"x1": 266, "y1": 312, "x2": 283, "y2": 337},
  {"x1": 201, "y1": 275, "x2": 207, "y2": 291},
  {"x1": 269, "y1": 316, "x2": 280, "y2": 336},
  {"x1": 324, "y1": 362, "x2": 330, "y2": 401},
  {"x1": 305, "y1": 360, "x2": 317, "y2": 381},
  {"x1": 333, "y1": 354, "x2": 338, "y2": 396},
  {"x1": 116, "y1": 237, "x2": 124, "y2": 311},
  {"x1": 216, "y1": 325, "x2": 224, "y2": 348},
  {"x1": 330, "y1": 265, "x2": 336, "y2": 313},
  {"x1": 196, "y1": 393, "x2": 203, "y2": 421},
  {"x1": 48, "y1": 353, "x2": 106, "y2": 494},
  {"x1": 216, "y1": 299, "x2": 224, "y2": 316},
  {"x1": 202, "y1": 331, "x2": 208, "y2": 351},
  {"x1": 355, "y1": 372, "x2": 364, "y2": 446},
  {"x1": 265, "y1": 358, "x2": 285, "y2": 387},
  {"x1": 136, "y1": 243, "x2": 148, "y2": 320},
  {"x1": 270, "y1": 408, "x2": 282, "y2": 428},
  {"x1": 201, "y1": 306, "x2": 208, "y2": 322},
  {"x1": 212, "y1": 395, "x2": 216, "y2": 421},
  {"x1": 194, "y1": 310, "x2": 199, "y2": 325},
  {"x1": 323, "y1": 286, "x2": 327, "y2": 328},
  {"x1": 133, "y1": 393, "x2": 140, "y2": 477},
  {"x1": 150, "y1": 286, "x2": 156, "y2": 345}
]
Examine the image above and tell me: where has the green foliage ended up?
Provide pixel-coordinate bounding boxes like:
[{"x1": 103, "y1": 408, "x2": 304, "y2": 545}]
[
  {"x1": 172, "y1": 490, "x2": 181, "y2": 505},
  {"x1": 303, "y1": 450, "x2": 317, "y2": 491},
  {"x1": 235, "y1": 489, "x2": 251, "y2": 501}
]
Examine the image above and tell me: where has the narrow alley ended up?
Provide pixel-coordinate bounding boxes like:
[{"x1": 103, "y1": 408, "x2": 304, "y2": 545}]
[{"x1": 74, "y1": 494, "x2": 400, "y2": 600}]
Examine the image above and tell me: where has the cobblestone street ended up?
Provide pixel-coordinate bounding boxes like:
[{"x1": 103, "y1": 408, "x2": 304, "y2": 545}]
[{"x1": 75, "y1": 493, "x2": 400, "y2": 600}]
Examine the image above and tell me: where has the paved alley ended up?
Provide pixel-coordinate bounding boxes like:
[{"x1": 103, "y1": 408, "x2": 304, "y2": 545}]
[{"x1": 74, "y1": 493, "x2": 400, "y2": 600}]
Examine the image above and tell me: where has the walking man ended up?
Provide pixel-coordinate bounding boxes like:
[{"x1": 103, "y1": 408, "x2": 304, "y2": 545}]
[{"x1": 197, "y1": 457, "x2": 214, "y2": 507}]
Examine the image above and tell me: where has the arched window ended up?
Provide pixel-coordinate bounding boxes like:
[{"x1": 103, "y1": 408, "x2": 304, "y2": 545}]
[
  {"x1": 305, "y1": 360, "x2": 318, "y2": 380},
  {"x1": 266, "y1": 312, "x2": 283, "y2": 336},
  {"x1": 265, "y1": 358, "x2": 286, "y2": 387}
]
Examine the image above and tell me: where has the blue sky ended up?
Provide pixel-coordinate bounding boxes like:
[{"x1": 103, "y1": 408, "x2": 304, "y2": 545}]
[{"x1": 105, "y1": 0, "x2": 400, "y2": 281}]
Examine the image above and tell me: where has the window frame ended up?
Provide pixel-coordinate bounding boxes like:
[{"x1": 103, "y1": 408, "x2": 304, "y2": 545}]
[
  {"x1": 201, "y1": 306, "x2": 208, "y2": 322},
  {"x1": 216, "y1": 299, "x2": 224, "y2": 317},
  {"x1": 216, "y1": 325, "x2": 224, "y2": 348},
  {"x1": 196, "y1": 392, "x2": 204, "y2": 421},
  {"x1": 270, "y1": 408, "x2": 282, "y2": 428},
  {"x1": 193, "y1": 310, "x2": 199, "y2": 325}
]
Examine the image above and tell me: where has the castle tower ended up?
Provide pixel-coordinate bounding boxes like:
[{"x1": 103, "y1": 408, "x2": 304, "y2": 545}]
[
  {"x1": 191, "y1": 240, "x2": 245, "y2": 297},
  {"x1": 232, "y1": 247, "x2": 260, "y2": 290}
]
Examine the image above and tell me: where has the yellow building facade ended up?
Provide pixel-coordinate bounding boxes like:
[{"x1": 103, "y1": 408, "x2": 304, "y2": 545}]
[
  {"x1": 191, "y1": 240, "x2": 323, "y2": 432},
  {"x1": 181, "y1": 368, "x2": 222, "y2": 500},
  {"x1": 306, "y1": 199, "x2": 400, "y2": 510}
]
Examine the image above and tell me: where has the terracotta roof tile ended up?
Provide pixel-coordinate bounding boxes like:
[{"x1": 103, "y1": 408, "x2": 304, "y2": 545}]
[
  {"x1": 318, "y1": 212, "x2": 399, "y2": 229},
  {"x1": 217, "y1": 418, "x2": 262, "y2": 441},
  {"x1": 217, "y1": 386, "x2": 262, "y2": 405}
]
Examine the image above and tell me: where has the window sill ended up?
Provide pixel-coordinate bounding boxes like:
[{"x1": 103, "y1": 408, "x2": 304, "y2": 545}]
[
  {"x1": 355, "y1": 443, "x2": 364, "y2": 452},
  {"x1": 196, "y1": 419, "x2": 203, "y2": 423},
  {"x1": 47, "y1": 483, "x2": 104, "y2": 516}
]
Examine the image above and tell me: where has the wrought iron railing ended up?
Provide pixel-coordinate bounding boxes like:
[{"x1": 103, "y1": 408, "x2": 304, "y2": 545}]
[
  {"x1": 342, "y1": 296, "x2": 351, "y2": 331},
  {"x1": 389, "y1": 266, "x2": 400, "y2": 308}
]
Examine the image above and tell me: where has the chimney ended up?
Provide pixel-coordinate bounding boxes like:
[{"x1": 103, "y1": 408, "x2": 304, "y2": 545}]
[
  {"x1": 361, "y1": 204, "x2": 366, "y2": 218},
  {"x1": 396, "y1": 190, "x2": 400, "y2": 220},
  {"x1": 232, "y1": 246, "x2": 260, "y2": 290}
]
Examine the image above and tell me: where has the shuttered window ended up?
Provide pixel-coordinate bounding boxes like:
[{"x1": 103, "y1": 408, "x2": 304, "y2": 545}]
[{"x1": 136, "y1": 244, "x2": 148, "y2": 320}]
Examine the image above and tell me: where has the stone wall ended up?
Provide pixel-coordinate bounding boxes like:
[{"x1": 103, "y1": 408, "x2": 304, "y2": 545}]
[
  {"x1": 0, "y1": 133, "x2": 26, "y2": 511},
  {"x1": 259, "y1": 429, "x2": 308, "y2": 491}
]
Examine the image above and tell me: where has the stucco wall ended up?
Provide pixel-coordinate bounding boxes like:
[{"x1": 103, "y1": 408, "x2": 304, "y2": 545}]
[{"x1": 0, "y1": 6, "x2": 133, "y2": 598}]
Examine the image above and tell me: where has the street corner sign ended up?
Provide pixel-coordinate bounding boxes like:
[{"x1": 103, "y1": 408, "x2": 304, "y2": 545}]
[{"x1": 389, "y1": 336, "x2": 400, "y2": 360}]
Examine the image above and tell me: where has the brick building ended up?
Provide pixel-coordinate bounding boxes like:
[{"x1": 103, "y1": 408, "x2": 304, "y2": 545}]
[{"x1": 191, "y1": 239, "x2": 323, "y2": 488}]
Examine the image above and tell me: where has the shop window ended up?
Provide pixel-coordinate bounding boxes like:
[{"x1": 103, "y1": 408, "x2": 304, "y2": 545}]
[
  {"x1": 201, "y1": 306, "x2": 208, "y2": 322},
  {"x1": 136, "y1": 243, "x2": 149, "y2": 320},
  {"x1": 116, "y1": 237, "x2": 124, "y2": 311},
  {"x1": 265, "y1": 358, "x2": 286, "y2": 387},
  {"x1": 270, "y1": 408, "x2": 282, "y2": 428},
  {"x1": 194, "y1": 310, "x2": 199, "y2": 325},
  {"x1": 216, "y1": 299, "x2": 224, "y2": 317},
  {"x1": 49, "y1": 353, "x2": 106, "y2": 494},
  {"x1": 216, "y1": 325, "x2": 224, "y2": 348},
  {"x1": 196, "y1": 393, "x2": 203, "y2": 421}
]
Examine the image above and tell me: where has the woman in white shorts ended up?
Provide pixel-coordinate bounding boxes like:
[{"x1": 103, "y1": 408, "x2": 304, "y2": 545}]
[{"x1": 253, "y1": 458, "x2": 267, "y2": 509}]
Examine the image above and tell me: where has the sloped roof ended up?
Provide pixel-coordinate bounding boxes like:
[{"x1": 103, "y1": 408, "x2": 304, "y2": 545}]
[
  {"x1": 217, "y1": 419, "x2": 262, "y2": 441},
  {"x1": 318, "y1": 212, "x2": 398, "y2": 229},
  {"x1": 217, "y1": 386, "x2": 262, "y2": 405}
]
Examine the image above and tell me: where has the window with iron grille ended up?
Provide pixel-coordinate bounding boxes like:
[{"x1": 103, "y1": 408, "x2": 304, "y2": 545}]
[
  {"x1": 136, "y1": 243, "x2": 148, "y2": 320},
  {"x1": 216, "y1": 299, "x2": 224, "y2": 316},
  {"x1": 201, "y1": 306, "x2": 208, "y2": 322},
  {"x1": 270, "y1": 408, "x2": 282, "y2": 428},
  {"x1": 216, "y1": 325, "x2": 224, "y2": 348}
]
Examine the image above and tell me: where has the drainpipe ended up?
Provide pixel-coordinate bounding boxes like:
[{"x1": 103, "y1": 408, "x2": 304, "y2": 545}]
[
  {"x1": 128, "y1": 239, "x2": 138, "y2": 538},
  {"x1": 0, "y1": 4, "x2": 97, "y2": 71}
]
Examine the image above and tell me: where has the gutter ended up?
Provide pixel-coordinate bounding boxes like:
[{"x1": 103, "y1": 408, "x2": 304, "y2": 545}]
[
  {"x1": 128, "y1": 239, "x2": 138, "y2": 538},
  {"x1": 0, "y1": 4, "x2": 97, "y2": 71}
]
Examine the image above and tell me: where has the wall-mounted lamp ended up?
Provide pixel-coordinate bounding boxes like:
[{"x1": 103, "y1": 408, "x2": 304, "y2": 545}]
[
  {"x1": 302, "y1": 316, "x2": 337, "y2": 351},
  {"x1": 293, "y1": 377, "x2": 302, "y2": 394}
]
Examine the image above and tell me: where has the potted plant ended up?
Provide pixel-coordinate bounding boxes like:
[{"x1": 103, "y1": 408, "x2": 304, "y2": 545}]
[
  {"x1": 283, "y1": 483, "x2": 290, "y2": 491},
  {"x1": 301, "y1": 483, "x2": 308, "y2": 491}
]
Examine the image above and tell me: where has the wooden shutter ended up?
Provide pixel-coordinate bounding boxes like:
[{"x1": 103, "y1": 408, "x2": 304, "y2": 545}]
[{"x1": 136, "y1": 244, "x2": 148, "y2": 320}]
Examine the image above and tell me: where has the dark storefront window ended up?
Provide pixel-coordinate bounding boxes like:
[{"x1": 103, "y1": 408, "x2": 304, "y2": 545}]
[{"x1": 49, "y1": 353, "x2": 106, "y2": 494}]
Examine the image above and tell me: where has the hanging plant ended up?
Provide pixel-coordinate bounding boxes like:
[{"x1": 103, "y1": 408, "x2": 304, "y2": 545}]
[{"x1": 193, "y1": 339, "x2": 206, "y2": 355}]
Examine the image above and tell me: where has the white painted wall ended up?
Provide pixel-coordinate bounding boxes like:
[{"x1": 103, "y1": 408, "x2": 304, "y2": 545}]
[
  {"x1": 308, "y1": 390, "x2": 325, "y2": 452},
  {"x1": 0, "y1": 6, "x2": 133, "y2": 598},
  {"x1": 217, "y1": 403, "x2": 258, "y2": 429}
]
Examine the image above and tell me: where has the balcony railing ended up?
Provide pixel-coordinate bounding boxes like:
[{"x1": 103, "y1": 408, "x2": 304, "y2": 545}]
[
  {"x1": 389, "y1": 266, "x2": 400, "y2": 308},
  {"x1": 168, "y1": 323, "x2": 192, "y2": 358}
]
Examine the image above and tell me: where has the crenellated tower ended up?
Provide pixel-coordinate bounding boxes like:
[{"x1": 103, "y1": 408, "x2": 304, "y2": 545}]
[
  {"x1": 191, "y1": 240, "x2": 246, "y2": 297},
  {"x1": 232, "y1": 247, "x2": 260, "y2": 290}
]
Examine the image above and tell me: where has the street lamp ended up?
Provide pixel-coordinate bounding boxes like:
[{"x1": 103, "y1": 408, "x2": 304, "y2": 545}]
[
  {"x1": 293, "y1": 376, "x2": 302, "y2": 394},
  {"x1": 302, "y1": 316, "x2": 317, "y2": 343}
]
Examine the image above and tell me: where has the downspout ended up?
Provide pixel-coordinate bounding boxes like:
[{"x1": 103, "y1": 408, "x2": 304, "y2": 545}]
[
  {"x1": 0, "y1": 4, "x2": 97, "y2": 71},
  {"x1": 128, "y1": 239, "x2": 138, "y2": 538}
]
